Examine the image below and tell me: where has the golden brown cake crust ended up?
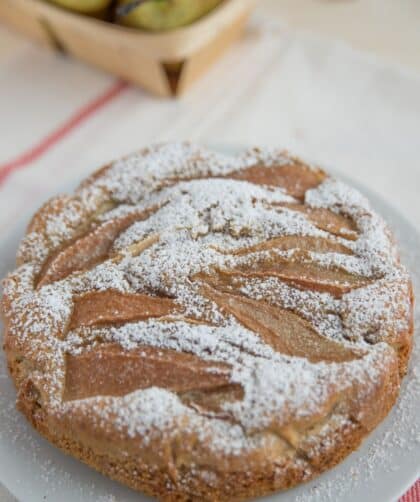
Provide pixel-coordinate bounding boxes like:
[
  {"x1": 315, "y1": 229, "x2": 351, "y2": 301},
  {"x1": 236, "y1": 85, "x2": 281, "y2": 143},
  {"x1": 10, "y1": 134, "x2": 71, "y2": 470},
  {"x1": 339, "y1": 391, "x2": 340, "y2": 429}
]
[{"x1": 1, "y1": 143, "x2": 414, "y2": 501}]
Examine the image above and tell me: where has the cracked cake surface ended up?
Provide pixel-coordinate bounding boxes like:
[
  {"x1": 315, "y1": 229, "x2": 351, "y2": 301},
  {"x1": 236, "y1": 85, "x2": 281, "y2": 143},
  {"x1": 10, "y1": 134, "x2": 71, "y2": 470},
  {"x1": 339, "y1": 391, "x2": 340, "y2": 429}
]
[{"x1": 1, "y1": 142, "x2": 414, "y2": 501}]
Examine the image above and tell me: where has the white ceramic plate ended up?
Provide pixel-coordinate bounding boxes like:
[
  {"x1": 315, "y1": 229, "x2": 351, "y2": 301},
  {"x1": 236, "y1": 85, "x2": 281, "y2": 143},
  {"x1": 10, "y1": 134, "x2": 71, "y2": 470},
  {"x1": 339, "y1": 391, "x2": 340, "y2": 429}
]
[{"x1": 0, "y1": 149, "x2": 419, "y2": 502}]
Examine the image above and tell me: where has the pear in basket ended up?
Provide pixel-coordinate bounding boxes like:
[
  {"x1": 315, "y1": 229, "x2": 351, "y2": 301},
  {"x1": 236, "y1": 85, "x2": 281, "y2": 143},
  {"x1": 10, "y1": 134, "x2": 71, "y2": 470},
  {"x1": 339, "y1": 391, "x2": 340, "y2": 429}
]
[
  {"x1": 48, "y1": 0, "x2": 112, "y2": 14},
  {"x1": 117, "y1": 0, "x2": 223, "y2": 30}
]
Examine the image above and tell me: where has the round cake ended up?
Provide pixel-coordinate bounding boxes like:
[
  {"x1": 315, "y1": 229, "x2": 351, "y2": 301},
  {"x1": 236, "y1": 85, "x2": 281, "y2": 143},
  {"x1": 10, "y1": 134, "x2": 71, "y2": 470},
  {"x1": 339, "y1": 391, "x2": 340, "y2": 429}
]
[{"x1": 1, "y1": 143, "x2": 414, "y2": 501}]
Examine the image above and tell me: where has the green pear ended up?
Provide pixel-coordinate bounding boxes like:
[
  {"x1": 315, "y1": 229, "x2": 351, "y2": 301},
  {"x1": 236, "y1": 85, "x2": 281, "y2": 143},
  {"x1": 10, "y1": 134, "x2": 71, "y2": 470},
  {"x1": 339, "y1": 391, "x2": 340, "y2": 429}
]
[
  {"x1": 48, "y1": 0, "x2": 112, "y2": 14},
  {"x1": 117, "y1": 0, "x2": 223, "y2": 31}
]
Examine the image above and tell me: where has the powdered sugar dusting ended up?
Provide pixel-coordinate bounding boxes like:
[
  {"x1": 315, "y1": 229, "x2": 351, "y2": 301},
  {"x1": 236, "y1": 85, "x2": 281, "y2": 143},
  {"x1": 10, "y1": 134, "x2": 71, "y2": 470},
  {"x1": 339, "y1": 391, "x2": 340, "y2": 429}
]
[{"x1": 1, "y1": 143, "x2": 415, "y2": 494}]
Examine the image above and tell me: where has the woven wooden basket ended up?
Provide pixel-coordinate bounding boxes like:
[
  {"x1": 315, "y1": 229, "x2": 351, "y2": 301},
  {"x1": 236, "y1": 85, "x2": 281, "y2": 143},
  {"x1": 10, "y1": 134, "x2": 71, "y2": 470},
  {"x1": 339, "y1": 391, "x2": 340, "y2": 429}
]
[{"x1": 0, "y1": 0, "x2": 256, "y2": 96}]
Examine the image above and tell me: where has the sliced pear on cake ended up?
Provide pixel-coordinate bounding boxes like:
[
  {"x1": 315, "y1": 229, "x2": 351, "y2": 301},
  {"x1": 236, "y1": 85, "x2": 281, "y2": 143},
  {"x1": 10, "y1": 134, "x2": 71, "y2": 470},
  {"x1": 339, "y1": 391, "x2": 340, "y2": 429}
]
[{"x1": 117, "y1": 0, "x2": 223, "y2": 31}]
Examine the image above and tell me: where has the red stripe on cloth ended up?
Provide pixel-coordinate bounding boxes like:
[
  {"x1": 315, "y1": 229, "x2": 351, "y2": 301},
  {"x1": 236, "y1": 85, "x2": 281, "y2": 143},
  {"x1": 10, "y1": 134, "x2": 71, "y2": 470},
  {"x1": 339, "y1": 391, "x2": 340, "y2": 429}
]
[
  {"x1": 0, "y1": 79, "x2": 129, "y2": 186},
  {"x1": 400, "y1": 480, "x2": 420, "y2": 502}
]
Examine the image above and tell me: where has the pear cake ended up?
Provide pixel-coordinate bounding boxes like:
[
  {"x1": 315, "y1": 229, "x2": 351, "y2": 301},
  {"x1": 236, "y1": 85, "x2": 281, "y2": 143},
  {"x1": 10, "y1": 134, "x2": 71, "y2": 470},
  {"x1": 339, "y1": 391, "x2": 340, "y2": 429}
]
[{"x1": 1, "y1": 143, "x2": 414, "y2": 501}]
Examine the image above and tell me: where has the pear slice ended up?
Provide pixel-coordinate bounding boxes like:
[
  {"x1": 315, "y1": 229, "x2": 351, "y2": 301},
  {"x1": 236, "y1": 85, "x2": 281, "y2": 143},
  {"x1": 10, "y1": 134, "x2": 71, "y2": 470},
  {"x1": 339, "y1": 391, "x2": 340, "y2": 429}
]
[
  {"x1": 63, "y1": 343, "x2": 239, "y2": 403},
  {"x1": 227, "y1": 163, "x2": 326, "y2": 200},
  {"x1": 201, "y1": 285, "x2": 362, "y2": 363},
  {"x1": 212, "y1": 235, "x2": 352, "y2": 256},
  {"x1": 37, "y1": 209, "x2": 157, "y2": 288},
  {"x1": 277, "y1": 203, "x2": 359, "y2": 240},
  {"x1": 69, "y1": 290, "x2": 180, "y2": 329},
  {"x1": 227, "y1": 254, "x2": 370, "y2": 297}
]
